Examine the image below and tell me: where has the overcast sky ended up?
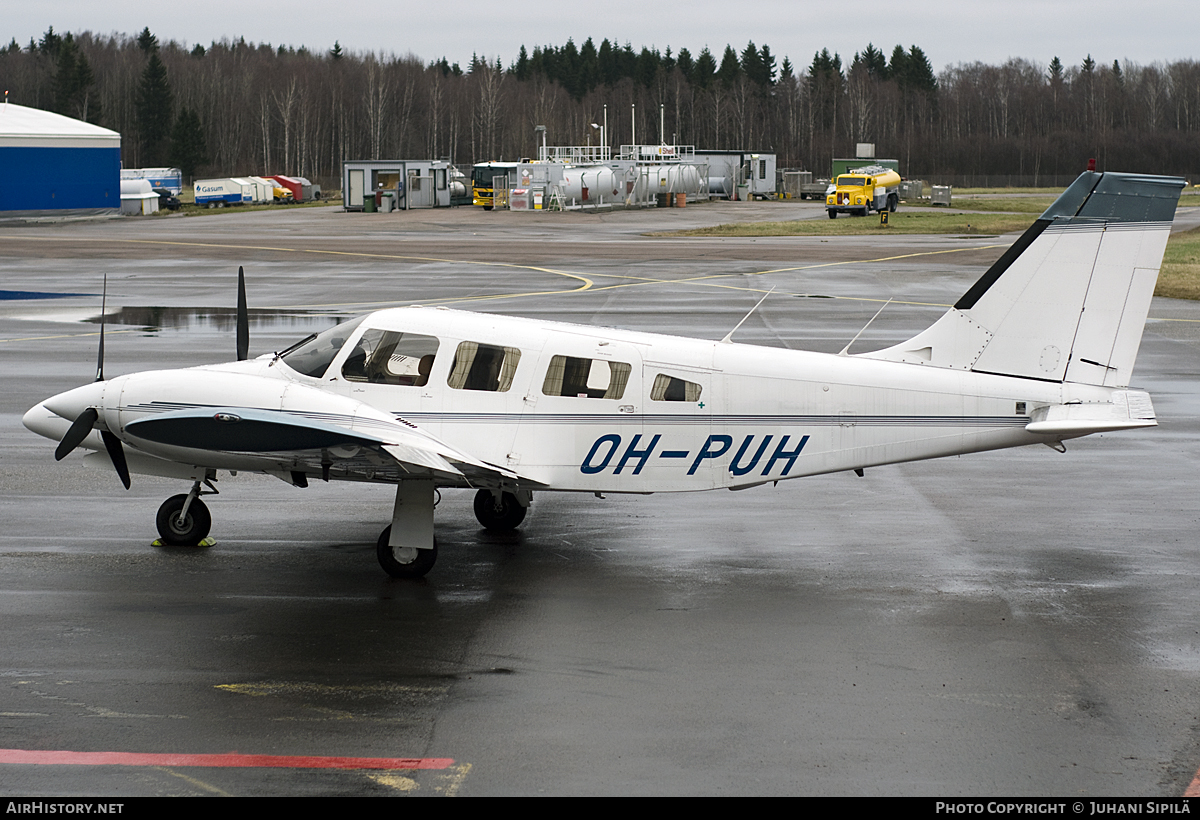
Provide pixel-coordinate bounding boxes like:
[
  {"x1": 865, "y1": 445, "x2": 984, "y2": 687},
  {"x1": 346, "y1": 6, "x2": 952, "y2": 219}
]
[{"x1": 6, "y1": 0, "x2": 1195, "y2": 73}]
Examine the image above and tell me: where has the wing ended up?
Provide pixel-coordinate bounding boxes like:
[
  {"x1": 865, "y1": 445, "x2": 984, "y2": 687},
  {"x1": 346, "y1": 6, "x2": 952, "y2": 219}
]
[{"x1": 123, "y1": 406, "x2": 525, "y2": 486}]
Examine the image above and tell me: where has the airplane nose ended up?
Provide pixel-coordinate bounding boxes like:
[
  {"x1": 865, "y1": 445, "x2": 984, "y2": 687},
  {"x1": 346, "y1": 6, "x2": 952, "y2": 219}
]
[
  {"x1": 43, "y1": 381, "x2": 108, "y2": 422},
  {"x1": 22, "y1": 402, "x2": 70, "y2": 441}
]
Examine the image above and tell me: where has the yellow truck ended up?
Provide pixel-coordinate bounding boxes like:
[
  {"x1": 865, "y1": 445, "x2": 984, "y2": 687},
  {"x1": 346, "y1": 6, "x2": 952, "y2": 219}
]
[{"x1": 826, "y1": 165, "x2": 902, "y2": 218}]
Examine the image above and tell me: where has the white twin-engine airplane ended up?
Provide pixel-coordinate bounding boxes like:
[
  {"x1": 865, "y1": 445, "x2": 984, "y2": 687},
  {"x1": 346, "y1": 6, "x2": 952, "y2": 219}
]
[{"x1": 23, "y1": 170, "x2": 1185, "y2": 579}]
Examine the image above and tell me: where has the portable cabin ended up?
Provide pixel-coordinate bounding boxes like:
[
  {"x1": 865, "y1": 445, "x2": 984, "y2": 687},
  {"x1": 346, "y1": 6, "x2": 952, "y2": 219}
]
[{"x1": 342, "y1": 160, "x2": 452, "y2": 210}]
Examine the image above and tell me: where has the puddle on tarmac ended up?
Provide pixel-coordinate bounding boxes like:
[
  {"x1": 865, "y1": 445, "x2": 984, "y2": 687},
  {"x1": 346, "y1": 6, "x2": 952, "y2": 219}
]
[{"x1": 83, "y1": 307, "x2": 354, "y2": 334}]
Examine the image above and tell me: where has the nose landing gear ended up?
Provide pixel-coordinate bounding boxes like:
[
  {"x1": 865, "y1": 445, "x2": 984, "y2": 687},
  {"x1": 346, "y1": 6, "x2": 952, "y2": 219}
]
[{"x1": 155, "y1": 479, "x2": 217, "y2": 546}]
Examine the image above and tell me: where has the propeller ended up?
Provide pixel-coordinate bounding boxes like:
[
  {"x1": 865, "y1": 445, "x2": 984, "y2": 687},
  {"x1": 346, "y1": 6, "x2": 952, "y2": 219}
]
[
  {"x1": 101, "y1": 430, "x2": 131, "y2": 489},
  {"x1": 56, "y1": 274, "x2": 131, "y2": 489},
  {"x1": 236, "y1": 266, "x2": 249, "y2": 361},
  {"x1": 55, "y1": 407, "x2": 98, "y2": 461}
]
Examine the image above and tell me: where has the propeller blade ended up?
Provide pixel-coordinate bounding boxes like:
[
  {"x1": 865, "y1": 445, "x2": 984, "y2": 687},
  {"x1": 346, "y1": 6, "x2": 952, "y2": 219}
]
[
  {"x1": 55, "y1": 407, "x2": 99, "y2": 461},
  {"x1": 101, "y1": 430, "x2": 131, "y2": 490},
  {"x1": 95, "y1": 273, "x2": 107, "y2": 382},
  {"x1": 236, "y1": 266, "x2": 249, "y2": 361}
]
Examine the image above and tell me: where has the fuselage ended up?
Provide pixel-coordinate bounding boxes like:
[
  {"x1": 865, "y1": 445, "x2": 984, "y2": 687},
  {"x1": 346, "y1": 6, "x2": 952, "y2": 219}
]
[{"x1": 26, "y1": 305, "x2": 1111, "y2": 494}]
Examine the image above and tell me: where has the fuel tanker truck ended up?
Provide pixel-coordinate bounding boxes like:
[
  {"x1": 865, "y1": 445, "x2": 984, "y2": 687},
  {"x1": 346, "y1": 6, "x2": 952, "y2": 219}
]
[{"x1": 826, "y1": 165, "x2": 902, "y2": 218}]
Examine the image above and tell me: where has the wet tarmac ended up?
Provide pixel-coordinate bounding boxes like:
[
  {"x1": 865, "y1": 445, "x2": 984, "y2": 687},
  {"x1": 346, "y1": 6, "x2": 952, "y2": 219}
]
[{"x1": 2, "y1": 201, "x2": 1200, "y2": 796}]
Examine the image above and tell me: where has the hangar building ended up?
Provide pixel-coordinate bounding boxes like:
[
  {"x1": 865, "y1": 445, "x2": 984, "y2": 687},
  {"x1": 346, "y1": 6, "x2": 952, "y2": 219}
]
[{"x1": 0, "y1": 103, "x2": 121, "y2": 214}]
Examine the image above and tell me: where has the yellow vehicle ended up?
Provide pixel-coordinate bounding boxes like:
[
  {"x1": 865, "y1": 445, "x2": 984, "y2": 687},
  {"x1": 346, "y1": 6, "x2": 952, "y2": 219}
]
[
  {"x1": 472, "y1": 161, "x2": 520, "y2": 209},
  {"x1": 826, "y1": 165, "x2": 902, "y2": 218}
]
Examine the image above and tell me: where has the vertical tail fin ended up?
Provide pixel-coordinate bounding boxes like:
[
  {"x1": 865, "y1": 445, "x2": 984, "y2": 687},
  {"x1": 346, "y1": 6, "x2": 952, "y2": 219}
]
[{"x1": 863, "y1": 171, "x2": 1185, "y2": 387}]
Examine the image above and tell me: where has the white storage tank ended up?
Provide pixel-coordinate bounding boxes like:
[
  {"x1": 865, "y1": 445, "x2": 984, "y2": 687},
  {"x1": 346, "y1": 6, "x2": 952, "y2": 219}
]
[
  {"x1": 561, "y1": 166, "x2": 622, "y2": 205},
  {"x1": 119, "y1": 178, "x2": 159, "y2": 215}
]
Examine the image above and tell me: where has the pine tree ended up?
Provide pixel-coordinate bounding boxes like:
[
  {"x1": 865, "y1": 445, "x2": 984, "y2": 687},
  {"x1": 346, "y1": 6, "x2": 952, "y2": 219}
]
[
  {"x1": 169, "y1": 107, "x2": 208, "y2": 181},
  {"x1": 329, "y1": 41, "x2": 343, "y2": 60},
  {"x1": 514, "y1": 46, "x2": 529, "y2": 80},
  {"x1": 718, "y1": 45, "x2": 741, "y2": 87},
  {"x1": 676, "y1": 47, "x2": 694, "y2": 81},
  {"x1": 1048, "y1": 56, "x2": 1064, "y2": 84},
  {"x1": 741, "y1": 42, "x2": 763, "y2": 85},
  {"x1": 136, "y1": 51, "x2": 174, "y2": 166},
  {"x1": 857, "y1": 43, "x2": 888, "y2": 79},
  {"x1": 54, "y1": 34, "x2": 101, "y2": 123},
  {"x1": 905, "y1": 46, "x2": 937, "y2": 94},
  {"x1": 694, "y1": 48, "x2": 717, "y2": 90},
  {"x1": 759, "y1": 45, "x2": 777, "y2": 86},
  {"x1": 136, "y1": 27, "x2": 158, "y2": 54},
  {"x1": 888, "y1": 44, "x2": 909, "y2": 82},
  {"x1": 38, "y1": 26, "x2": 63, "y2": 56},
  {"x1": 635, "y1": 46, "x2": 658, "y2": 89}
]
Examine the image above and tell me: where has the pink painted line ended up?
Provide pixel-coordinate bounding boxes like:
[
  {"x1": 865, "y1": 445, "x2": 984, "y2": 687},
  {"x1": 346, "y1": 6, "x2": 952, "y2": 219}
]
[
  {"x1": 0, "y1": 748, "x2": 453, "y2": 770},
  {"x1": 1184, "y1": 768, "x2": 1200, "y2": 797}
]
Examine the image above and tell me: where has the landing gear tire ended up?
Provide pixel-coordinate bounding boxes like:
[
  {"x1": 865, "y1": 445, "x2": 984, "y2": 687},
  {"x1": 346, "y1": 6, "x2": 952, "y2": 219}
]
[
  {"x1": 473, "y1": 489, "x2": 527, "y2": 531},
  {"x1": 376, "y1": 526, "x2": 438, "y2": 579},
  {"x1": 156, "y1": 494, "x2": 212, "y2": 546}
]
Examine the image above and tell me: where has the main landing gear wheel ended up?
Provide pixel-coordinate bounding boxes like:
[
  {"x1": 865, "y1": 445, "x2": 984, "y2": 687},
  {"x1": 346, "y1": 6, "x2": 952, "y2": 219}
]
[
  {"x1": 473, "y1": 489, "x2": 527, "y2": 531},
  {"x1": 376, "y1": 526, "x2": 438, "y2": 579},
  {"x1": 155, "y1": 494, "x2": 212, "y2": 546}
]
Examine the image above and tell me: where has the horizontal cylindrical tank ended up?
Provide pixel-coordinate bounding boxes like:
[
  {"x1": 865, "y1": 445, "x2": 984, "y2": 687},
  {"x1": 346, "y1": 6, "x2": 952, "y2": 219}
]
[
  {"x1": 637, "y1": 164, "x2": 702, "y2": 198},
  {"x1": 560, "y1": 166, "x2": 622, "y2": 204}
]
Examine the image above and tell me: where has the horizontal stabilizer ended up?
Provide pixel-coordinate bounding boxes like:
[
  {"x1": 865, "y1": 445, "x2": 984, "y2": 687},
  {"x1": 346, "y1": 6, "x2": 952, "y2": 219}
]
[{"x1": 1025, "y1": 391, "x2": 1156, "y2": 437}]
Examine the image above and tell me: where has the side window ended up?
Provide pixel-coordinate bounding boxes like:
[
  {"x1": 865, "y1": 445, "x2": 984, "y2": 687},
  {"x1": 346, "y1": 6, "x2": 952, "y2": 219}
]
[
  {"x1": 541, "y1": 356, "x2": 631, "y2": 399},
  {"x1": 342, "y1": 329, "x2": 439, "y2": 385},
  {"x1": 447, "y1": 341, "x2": 521, "y2": 392},
  {"x1": 650, "y1": 373, "x2": 702, "y2": 402}
]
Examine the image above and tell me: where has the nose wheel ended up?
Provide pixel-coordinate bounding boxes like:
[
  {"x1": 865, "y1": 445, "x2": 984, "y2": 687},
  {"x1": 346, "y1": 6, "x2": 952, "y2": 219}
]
[{"x1": 156, "y1": 494, "x2": 212, "y2": 545}]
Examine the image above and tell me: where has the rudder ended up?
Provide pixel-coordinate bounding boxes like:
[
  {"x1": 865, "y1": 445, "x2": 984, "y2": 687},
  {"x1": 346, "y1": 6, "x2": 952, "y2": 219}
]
[{"x1": 863, "y1": 171, "x2": 1184, "y2": 388}]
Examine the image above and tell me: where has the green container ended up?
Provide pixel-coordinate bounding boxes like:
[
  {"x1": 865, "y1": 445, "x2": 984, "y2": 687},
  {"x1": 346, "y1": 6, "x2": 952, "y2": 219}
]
[{"x1": 363, "y1": 195, "x2": 377, "y2": 213}]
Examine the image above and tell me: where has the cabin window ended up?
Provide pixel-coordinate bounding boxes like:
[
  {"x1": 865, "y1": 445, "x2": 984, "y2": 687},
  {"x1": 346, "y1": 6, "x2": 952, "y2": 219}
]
[
  {"x1": 279, "y1": 317, "x2": 366, "y2": 378},
  {"x1": 447, "y1": 341, "x2": 521, "y2": 392},
  {"x1": 650, "y1": 373, "x2": 702, "y2": 402},
  {"x1": 342, "y1": 329, "x2": 439, "y2": 385},
  {"x1": 541, "y1": 356, "x2": 631, "y2": 399}
]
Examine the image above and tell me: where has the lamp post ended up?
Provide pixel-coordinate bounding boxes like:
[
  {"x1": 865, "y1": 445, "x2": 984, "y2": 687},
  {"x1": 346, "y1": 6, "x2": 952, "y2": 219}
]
[{"x1": 534, "y1": 125, "x2": 546, "y2": 161}]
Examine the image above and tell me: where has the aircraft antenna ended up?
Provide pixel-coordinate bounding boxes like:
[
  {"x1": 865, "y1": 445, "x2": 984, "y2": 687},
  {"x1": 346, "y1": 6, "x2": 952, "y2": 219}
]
[
  {"x1": 95, "y1": 273, "x2": 107, "y2": 382},
  {"x1": 720, "y1": 287, "x2": 775, "y2": 344},
  {"x1": 838, "y1": 298, "x2": 892, "y2": 356}
]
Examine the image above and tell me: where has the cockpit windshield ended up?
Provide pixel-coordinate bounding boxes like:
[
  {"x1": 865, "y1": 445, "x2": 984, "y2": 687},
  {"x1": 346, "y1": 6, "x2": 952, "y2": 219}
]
[{"x1": 278, "y1": 317, "x2": 366, "y2": 378}]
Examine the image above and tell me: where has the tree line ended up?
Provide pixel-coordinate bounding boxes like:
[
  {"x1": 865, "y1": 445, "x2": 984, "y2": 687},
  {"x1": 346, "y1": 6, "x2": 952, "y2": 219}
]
[{"x1": 2, "y1": 27, "x2": 1197, "y2": 187}]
